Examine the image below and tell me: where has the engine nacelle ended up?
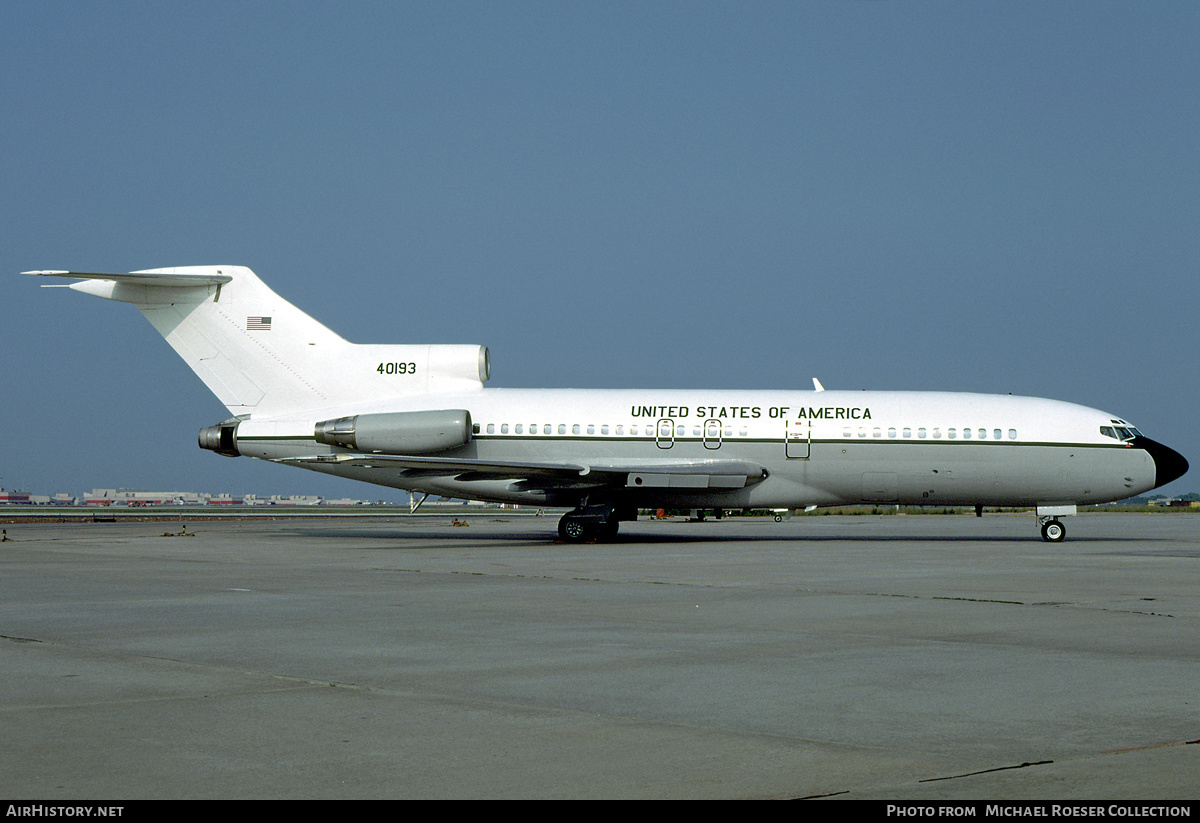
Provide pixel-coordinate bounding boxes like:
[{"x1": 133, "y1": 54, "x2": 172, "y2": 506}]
[
  {"x1": 314, "y1": 409, "x2": 472, "y2": 455},
  {"x1": 198, "y1": 419, "x2": 241, "y2": 457}
]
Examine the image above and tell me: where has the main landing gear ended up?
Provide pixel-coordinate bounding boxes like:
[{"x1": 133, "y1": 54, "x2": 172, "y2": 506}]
[
  {"x1": 1039, "y1": 517, "x2": 1066, "y2": 543},
  {"x1": 558, "y1": 503, "x2": 622, "y2": 543}
]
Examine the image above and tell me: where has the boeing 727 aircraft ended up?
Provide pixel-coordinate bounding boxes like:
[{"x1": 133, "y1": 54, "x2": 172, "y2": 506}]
[{"x1": 26, "y1": 266, "x2": 1187, "y2": 542}]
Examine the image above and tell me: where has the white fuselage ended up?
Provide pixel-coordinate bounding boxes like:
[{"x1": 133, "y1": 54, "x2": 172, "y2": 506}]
[{"x1": 233, "y1": 388, "x2": 1157, "y2": 509}]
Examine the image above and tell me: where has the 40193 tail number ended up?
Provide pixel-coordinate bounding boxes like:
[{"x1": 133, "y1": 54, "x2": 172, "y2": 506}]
[{"x1": 377, "y1": 362, "x2": 416, "y2": 375}]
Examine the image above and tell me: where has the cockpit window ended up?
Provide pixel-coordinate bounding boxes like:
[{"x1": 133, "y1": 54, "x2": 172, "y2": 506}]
[{"x1": 1101, "y1": 426, "x2": 1140, "y2": 442}]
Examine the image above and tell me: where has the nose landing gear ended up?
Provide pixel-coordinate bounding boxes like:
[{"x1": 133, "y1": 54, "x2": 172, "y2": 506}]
[
  {"x1": 1039, "y1": 517, "x2": 1066, "y2": 542},
  {"x1": 1036, "y1": 505, "x2": 1075, "y2": 542}
]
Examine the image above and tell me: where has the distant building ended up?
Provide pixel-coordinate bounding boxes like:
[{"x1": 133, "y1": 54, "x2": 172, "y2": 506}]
[
  {"x1": 265, "y1": 495, "x2": 322, "y2": 506},
  {"x1": 83, "y1": 489, "x2": 202, "y2": 506},
  {"x1": 24, "y1": 488, "x2": 392, "y2": 507},
  {"x1": 0, "y1": 488, "x2": 31, "y2": 504}
]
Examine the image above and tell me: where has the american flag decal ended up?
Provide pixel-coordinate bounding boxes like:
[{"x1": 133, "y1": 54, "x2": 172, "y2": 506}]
[{"x1": 246, "y1": 316, "x2": 272, "y2": 330}]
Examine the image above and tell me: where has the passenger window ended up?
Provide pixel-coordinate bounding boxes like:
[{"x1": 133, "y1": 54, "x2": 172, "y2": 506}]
[
  {"x1": 1008, "y1": 429, "x2": 1017, "y2": 440},
  {"x1": 515, "y1": 424, "x2": 523, "y2": 434},
  {"x1": 888, "y1": 428, "x2": 897, "y2": 438},
  {"x1": 918, "y1": 428, "x2": 927, "y2": 438},
  {"x1": 486, "y1": 423, "x2": 495, "y2": 434},
  {"x1": 948, "y1": 428, "x2": 957, "y2": 439},
  {"x1": 903, "y1": 428, "x2": 911, "y2": 438},
  {"x1": 615, "y1": 425, "x2": 624, "y2": 435},
  {"x1": 978, "y1": 428, "x2": 986, "y2": 440},
  {"x1": 586, "y1": 424, "x2": 594, "y2": 435},
  {"x1": 963, "y1": 428, "x2": 971, "y2": 439},
  {"x1": 932, "y1": 428, "x2": 941, "y2": 439},
  {"x1": 601, "y1": 425, "x2": 609, "y2": 435},
  {"x1": 544, "y1": 424, "x2": 552, "y2": 435},
  {"x1": 572, "y1": 424, "x2": 580, "y2": 435},
  {"x1": 993, "y1": 429, "x2": 1002, "y2": 440}
]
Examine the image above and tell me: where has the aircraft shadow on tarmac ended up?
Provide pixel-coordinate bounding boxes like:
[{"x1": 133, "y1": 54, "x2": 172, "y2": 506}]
[{"x1": 288, "y1": 524, "x2": 1120, "y2": 546}]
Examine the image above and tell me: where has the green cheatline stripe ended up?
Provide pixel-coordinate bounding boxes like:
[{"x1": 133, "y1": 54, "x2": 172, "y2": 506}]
[
  {"x1": 472, "y1": 436, "x2": 1127, "y2": 449},
  {"x1": 236, "y1": 434, "x2": 1130, "y2": 450}
]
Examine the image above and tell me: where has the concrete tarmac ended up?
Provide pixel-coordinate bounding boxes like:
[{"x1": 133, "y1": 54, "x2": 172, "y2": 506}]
[{"x1": 1, "y1": 512, "x2": 1197, "y2": 799}]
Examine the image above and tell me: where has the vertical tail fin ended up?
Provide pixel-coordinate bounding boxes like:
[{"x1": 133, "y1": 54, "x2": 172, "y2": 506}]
[{"x1": 28, "y1": 266, "x2": 488, "y2": 416}]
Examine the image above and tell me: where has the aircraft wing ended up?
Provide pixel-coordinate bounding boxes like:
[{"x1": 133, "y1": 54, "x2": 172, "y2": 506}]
[{"x1": 278, "y1": 453, "x2": 768, "y2": 491}]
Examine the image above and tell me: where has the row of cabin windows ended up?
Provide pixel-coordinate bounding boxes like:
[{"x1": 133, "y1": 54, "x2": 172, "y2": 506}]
[
  {"x1": 844, "y1": 427, "x2": 1018, "y2": 440},
  {"x1": 475, "y1": 423, "x2": 750, "y2": 437},
  {"x1": 471, "y1": 422, "x2": 1019, "y2": 441}
]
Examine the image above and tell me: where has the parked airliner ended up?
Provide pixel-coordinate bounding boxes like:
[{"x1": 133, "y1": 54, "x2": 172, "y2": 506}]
[{"x1": 26, "y1": 266, "x2": 1187, "y2": 542}]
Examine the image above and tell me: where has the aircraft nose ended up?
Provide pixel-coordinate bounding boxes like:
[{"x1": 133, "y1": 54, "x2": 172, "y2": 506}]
[{"x1": 1135, "y1": 437, "x2": 1189, "y2": 489}]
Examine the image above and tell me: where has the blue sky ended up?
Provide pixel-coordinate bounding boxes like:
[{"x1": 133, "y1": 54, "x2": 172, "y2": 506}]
[{"x1": 3, "y1": 1, "x2": 1196, "y2": 499}]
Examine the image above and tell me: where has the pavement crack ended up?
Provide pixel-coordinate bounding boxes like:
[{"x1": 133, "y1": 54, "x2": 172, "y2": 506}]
[{"x1": 919, "y1": 760, "x2": 1054, "y2": 782}]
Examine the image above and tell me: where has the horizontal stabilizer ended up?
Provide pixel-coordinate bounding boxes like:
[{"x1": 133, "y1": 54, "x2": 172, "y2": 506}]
[{"x1": 24, "y1": 270, "x2": 233, "y2": 287}]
